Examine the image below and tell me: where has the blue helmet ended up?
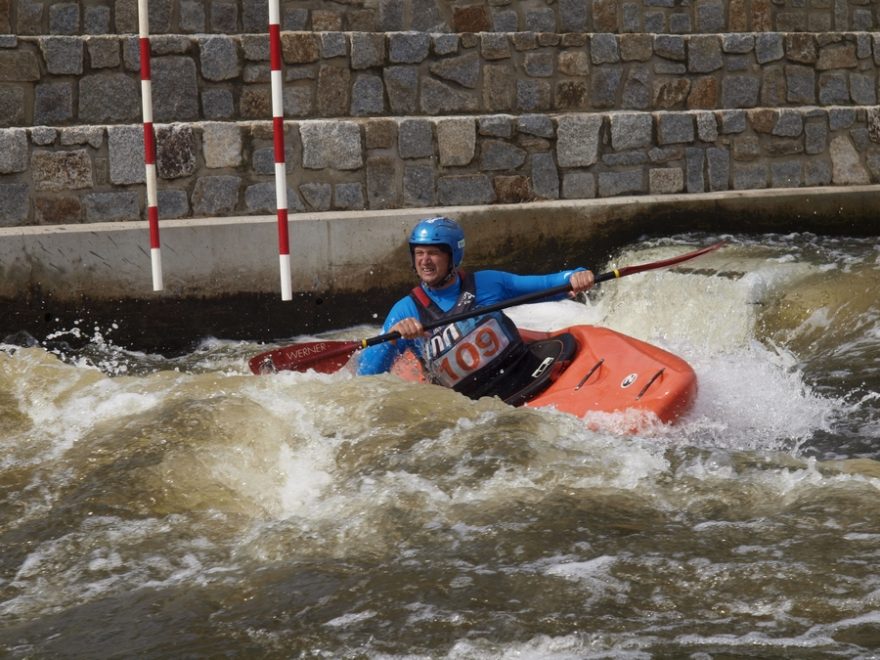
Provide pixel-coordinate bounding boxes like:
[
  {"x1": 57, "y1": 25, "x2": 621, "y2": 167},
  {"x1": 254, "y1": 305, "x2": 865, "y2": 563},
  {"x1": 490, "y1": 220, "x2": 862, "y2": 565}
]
[{"x1": 409, "y1": 216, "x2": 465, "y2": 268}]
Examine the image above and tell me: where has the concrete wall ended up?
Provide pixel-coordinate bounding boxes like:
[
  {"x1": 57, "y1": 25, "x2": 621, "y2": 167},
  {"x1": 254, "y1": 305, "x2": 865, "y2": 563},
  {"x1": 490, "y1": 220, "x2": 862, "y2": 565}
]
[
  {"x1": 1, "y1": 187, "x2": 877, "y2": 353},
  {"x1": 4, "y1": 185, "x2": 877, "y2": 300}
]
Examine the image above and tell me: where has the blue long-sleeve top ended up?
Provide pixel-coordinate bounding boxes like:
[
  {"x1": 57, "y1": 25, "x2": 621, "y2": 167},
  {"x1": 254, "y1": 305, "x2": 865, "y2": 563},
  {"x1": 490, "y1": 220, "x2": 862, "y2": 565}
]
[{"x1": 356, "y1": 268, "x2": 585, "y2": 375}]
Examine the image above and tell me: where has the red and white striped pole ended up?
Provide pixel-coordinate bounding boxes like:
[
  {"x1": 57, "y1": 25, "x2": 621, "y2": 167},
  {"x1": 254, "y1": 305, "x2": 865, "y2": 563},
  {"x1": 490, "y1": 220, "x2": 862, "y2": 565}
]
[
  {"x1": 269, "y1": 0, "x2": 292, "y2": 300},
  {"x1": 137, "y1": 0, "x2": 163, "y2": 291}
]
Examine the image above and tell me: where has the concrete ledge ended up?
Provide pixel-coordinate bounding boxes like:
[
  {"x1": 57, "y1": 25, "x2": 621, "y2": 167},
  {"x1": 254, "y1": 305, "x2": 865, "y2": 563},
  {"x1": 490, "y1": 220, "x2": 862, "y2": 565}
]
[
  {"x1": 2, "y1": 185, "x2": 878, "y2": 353},
  {"x1": 4, "y1": 185, "x2": 878, "y2": 300}
]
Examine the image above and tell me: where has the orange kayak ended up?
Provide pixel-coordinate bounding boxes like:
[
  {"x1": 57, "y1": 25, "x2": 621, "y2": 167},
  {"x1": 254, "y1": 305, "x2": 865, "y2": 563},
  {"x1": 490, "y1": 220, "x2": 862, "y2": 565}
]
[{"x1": 391, "y1": 325, "x2": 697, "y2": 426}]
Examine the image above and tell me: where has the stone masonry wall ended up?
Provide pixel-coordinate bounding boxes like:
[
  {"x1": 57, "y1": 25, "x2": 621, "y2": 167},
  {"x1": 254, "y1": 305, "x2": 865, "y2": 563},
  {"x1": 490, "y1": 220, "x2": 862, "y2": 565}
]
[
  {"x1": 3, "y1": 1, "x2": 877, "y2": 35},
  {"x1": 3, "y1": 31, "x2": 880, "y2": 127},
  {"x1": 0, "y1": 0, "x2": 878, "y2": 226}
]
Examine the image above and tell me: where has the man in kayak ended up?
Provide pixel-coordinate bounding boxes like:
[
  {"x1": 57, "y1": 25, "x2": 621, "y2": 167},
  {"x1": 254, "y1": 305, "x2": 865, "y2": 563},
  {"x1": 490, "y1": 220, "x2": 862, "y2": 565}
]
[{"x1": 357, "y1": 216, "x2": 595, "y2": 402}]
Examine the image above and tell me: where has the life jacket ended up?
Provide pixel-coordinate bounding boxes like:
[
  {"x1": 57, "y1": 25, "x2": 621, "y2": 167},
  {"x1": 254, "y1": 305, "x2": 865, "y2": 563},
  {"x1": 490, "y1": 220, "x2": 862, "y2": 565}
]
[{"x1": 409, "y1": 272, "x2": 528, "y2": 399}]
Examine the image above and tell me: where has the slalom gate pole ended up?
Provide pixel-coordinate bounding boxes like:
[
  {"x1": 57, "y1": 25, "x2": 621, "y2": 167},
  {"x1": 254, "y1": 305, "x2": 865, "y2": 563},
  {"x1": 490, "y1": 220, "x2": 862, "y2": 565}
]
[
  {"x1": 137, "y1": 0, "x2": 163, "y2": 291},
  {"x1": 268, "y1": 0, "x2": 293, "y2": 301}
]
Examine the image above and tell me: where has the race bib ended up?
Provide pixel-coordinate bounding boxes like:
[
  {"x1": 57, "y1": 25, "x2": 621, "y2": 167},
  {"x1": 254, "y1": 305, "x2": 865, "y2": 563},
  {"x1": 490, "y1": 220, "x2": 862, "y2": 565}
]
[{"x1": 429, "y1": 317, "x2": 511, "y2": 387}]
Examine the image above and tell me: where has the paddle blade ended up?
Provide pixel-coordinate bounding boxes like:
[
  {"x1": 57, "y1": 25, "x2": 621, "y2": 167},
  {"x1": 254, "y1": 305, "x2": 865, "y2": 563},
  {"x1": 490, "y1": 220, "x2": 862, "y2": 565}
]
[
  {"x1": 611, "y1": 241, "x2": 726, "y2": 279},
  {"x1": 249, "y1": 340, "x2": 359, "y2": 375}
]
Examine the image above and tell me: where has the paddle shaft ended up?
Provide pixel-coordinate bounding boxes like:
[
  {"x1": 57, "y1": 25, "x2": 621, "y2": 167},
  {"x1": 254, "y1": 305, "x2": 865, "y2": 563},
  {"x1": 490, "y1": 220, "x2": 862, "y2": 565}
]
[
  {"x1": 249, "y1": 241, "x2": 725, "y2": 374},
  {"x1": 360, "y1": 241, "x2": 725, "y2": 349},
  {"x1": 359, "y1": 282, "x2": 572, "y2": 348}
]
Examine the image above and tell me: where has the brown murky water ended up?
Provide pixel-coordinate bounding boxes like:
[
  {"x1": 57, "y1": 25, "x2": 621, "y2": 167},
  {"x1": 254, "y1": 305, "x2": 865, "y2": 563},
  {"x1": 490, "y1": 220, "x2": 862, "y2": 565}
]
[{"x1": 1, "y1": 234, "x2": 879, "y2": 658}]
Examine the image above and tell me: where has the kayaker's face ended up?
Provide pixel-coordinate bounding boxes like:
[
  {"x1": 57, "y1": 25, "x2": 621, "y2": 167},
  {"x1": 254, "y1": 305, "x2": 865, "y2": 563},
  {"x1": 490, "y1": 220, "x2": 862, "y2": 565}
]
[{"x1": 413, "y1": 246, "x2": 451, "y2": 288}]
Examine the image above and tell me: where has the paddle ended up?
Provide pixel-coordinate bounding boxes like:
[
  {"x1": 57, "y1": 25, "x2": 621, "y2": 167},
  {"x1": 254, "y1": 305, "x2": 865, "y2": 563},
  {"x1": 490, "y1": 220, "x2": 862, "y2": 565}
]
[{"x1": 249, "y1": 241, "x2": 725, "y2": 375}]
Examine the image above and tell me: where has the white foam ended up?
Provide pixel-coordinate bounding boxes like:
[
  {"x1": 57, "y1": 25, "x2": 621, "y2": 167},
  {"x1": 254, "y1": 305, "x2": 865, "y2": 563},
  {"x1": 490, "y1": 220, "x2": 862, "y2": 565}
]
[
  {"x1": 675, "y1": 630, "x2": 838, "y2": 650},
  {"x1": 679, "y1": 341, "x2": 838, "y2": 450},
  {"x1": 324, "y1": 610, "x2": 377, "y2": 627},
  {"x1": 484, "y1": 256, "x2": 841, "y2": 448},
  {"x1": 544, "y1": 554, "x2": 617, "y2": 582},
  {"x1": 1, "y1": 353, "x2": 169, "y2": 472},
  {"x1": 1, "y1": 515, "x2": 222, "y2": 618},
  {"x1": 505, "y1": 298, "x2": 603, "y2": 331},
  {"x1": 275, "y1": 441, "x2": 335, "y2": 516},
  {"x1": 446, "y1": 632, "x2": 655, "y2": 659}
]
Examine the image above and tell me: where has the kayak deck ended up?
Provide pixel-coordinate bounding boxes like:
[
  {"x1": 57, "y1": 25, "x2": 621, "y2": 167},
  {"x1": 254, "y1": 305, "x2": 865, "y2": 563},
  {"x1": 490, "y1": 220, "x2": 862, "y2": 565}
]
[
  {"x1": 519, "y1": 326, "x2": 696, "y2": 424},
  {"x1": 390, "y1": 325, "x2": 697, "y2": 426}
]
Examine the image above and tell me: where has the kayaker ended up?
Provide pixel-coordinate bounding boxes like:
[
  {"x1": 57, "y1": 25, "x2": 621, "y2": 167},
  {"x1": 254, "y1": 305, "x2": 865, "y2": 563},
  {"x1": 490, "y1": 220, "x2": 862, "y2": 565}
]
[{"x1": 357, "y1": 216, "x2": 595, "y2": 401}]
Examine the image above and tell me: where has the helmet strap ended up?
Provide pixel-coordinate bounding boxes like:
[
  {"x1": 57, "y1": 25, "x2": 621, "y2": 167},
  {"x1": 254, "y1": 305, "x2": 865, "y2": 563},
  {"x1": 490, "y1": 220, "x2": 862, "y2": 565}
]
[{"x1": 438, "y1": 266, "x2": 456, "y2": 287}]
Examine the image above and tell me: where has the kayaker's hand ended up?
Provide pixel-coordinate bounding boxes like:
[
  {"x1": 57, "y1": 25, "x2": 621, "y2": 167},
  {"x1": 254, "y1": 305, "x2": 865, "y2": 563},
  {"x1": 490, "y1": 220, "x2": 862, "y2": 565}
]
[
  {"x1": 391, "y1": 317, "x2": 424, "y2": 340},
  {"x1": 569, "y1": 269, "x2": 595, "y2": 295}
]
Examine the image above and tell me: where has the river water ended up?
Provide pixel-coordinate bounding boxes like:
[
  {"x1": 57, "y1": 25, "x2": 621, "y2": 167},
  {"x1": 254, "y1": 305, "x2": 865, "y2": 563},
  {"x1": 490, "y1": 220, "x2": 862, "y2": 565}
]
[{"x1": 1, "y1": 233, "x2": 879, "y2": 658}]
